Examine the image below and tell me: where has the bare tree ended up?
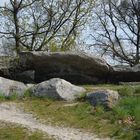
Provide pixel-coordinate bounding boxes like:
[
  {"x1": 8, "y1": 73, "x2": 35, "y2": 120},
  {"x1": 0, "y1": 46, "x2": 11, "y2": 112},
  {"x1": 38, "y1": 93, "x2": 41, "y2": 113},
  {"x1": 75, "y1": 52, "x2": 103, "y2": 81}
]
[
  {"x1": 0, "y1": 0, "x2": 37, "y2": 53},
  {"x1": 90, "y1": 0, "x2": 140, "y2": 66},
  {"x1": 0, "y1": 0, "x2": 94, "y2": 53}
]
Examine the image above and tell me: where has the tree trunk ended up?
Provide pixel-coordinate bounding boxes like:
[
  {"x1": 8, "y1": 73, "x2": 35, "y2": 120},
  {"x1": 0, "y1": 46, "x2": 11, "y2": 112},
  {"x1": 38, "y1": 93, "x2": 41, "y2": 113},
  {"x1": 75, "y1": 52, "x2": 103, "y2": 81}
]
[{"x1": 13, "y1": 0, "x2": 20, "y2": 53}]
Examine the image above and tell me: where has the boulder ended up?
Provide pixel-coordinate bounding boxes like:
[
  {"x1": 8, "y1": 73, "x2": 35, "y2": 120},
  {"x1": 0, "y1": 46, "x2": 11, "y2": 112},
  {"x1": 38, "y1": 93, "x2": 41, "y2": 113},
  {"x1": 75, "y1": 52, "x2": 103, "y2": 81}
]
[
  {"x1": 0, "y1": 77, "x2": 27, "y2": 97},
  {"x1": 30, "y1": 78, "x2": 86, "y2": 101},
  {"x1": 18, "y1": 51, "x2": 111, "y2": 84},
  {"x1": 86, "y1": 89, "x2": 119, "y2": 108},
  {"x1": 110, "y1": 64, "x2": 140, "y2": 82}
]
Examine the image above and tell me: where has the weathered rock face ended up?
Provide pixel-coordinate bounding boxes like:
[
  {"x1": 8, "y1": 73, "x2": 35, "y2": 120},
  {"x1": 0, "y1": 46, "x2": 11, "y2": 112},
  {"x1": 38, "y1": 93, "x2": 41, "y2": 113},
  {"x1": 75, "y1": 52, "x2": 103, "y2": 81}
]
[
  {"x1": 15, "y1": 70, "x2": 35, "y2": 83},
  {"x1": 2, "y1": 51, "x2": 140, "y2": 83},
  {"x1": 110, "y1": 64, "x2": 140, "y2": 82},
  {"x1": 19, "y1": 51, "x2": 111, "y2": 84},
  {"x1": 0, "y1": 77, "x2": 27, "y2": 97},
  {"x1": 0, "y1": 56, "x2": 20, "y2": 80},
  {"x1": 86, "y1": 90, "x2": 119, "y2": 108},
  {"x1": 30, "y1": 78, "x2": 86, "y2": 101}
]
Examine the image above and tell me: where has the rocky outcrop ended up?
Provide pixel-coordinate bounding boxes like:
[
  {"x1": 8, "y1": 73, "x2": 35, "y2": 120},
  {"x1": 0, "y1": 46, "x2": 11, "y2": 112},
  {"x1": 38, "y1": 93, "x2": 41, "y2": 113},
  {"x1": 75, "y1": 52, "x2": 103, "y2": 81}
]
[
  {"x1": 15, "y1": 70, "x2": 35, "y2": 83},
  {"x1": 1, "y1": 51, "x2": 140, "y2": 83},
  {"x1": 0, "y1": 77, "x2": 27, "y2": 97},
  {"x1": 86, "y1": 89, "x2": 119, "y2": 108},
  {"x1": 18, "y1": 51, "x2": 111, "y2": 84},
  {"x1": 30, "y1": 78, "x2": 86, "y2": 101},
  {"x1": 110, "y1": 64, "x2": 140, "y2": 82},
  {"x1": 0, "y1": 56, "x2": 19, "y2": 79}
]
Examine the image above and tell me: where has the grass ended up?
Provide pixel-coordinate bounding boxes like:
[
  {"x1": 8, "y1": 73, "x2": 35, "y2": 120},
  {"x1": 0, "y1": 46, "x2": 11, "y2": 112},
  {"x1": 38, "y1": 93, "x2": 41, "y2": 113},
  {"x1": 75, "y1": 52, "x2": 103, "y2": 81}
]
[
  {"x1": 0, "y1": 90, "x2": 31, "y2": 102},
  {"x1": 113, "y1": 97, "x2": 140, "y2": 121},
  {"x1": 82, "y1": 84, "x2": 124, "y2": 91},
  {"x1": 134, "y1": 86, "x2": 140, "y2": 95},
  {"x1": 0, "y1": 121, "x2": 54, "y2": 140},
  {"x1": 20, "y1": 97, "x2": 140, "y2": 140},
  {"x1": 118, "y1": 86, "x2": 135, "y2": 96},
  {"x1": 21, "y1": 98, "x2": 118, "y2": 136},
  {"x1": 0, "y1": 84, "x2": 140, "y2": 140}
]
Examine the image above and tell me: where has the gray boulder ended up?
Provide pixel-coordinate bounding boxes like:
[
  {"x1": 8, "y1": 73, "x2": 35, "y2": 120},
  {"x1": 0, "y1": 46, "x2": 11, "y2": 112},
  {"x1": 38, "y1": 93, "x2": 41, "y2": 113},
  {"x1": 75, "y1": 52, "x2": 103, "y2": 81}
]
[
  {"x1": 19, "y1": 51, "x2": 111, "y2": 84},
  {"x1": 30, "y1": 78, "x2": 86, "y2": 101},
  {"x1": 86, "y1": 90, "x2": 119, "y2": 108},
  {"x1": 0, "y1": 77, "x2": 27, "y2": 97}
]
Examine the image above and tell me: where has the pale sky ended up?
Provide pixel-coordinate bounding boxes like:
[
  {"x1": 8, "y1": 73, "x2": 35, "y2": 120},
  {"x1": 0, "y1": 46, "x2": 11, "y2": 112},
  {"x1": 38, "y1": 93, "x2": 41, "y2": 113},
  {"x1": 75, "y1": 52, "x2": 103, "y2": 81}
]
[{"x1": 0, "y1": 0, "x2": 7, "y2": 6}]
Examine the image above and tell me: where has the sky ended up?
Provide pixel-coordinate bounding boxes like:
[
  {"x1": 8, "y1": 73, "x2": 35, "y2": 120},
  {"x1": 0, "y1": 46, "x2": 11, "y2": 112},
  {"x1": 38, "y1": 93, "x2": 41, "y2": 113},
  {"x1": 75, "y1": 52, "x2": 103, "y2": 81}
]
[
  {"x1": 0, "y1": 0, "x2": 120, "y2": 65},
  {"x1": 1, "y1": 0, "x2": 7, "y2": 6}
]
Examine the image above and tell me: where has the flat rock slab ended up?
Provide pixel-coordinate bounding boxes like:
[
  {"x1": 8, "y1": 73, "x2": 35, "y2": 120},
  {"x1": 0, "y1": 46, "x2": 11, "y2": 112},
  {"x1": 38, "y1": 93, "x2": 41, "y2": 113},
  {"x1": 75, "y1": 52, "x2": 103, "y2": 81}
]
[
  {"x1": 111, "y1": 64, "x2": 140, "y2": 82},
  {"x1": 19, "y1": 51, "x2": 111, "y2": 84}
]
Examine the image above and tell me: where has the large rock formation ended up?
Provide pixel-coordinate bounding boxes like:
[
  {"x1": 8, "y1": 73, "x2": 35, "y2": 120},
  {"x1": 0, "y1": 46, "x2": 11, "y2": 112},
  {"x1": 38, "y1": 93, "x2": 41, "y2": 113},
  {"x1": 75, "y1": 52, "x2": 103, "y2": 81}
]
[
  {"x1": 0, "y1": 56, "x2": 19, "y2": 79},
  {"x1": 1, "y1": 51, "x2": 140, "y2": 83},
  {"x1": 15, "y1": 70, "x2": 35, "y2": 83},
  {"x1": 0, "y1": 77, "x2": 27, "y2": 97},
  {"x1": 30, "y1": 78, "x2": 86, "y2": 101},
  {"x1": 110, "y1": 64, "x2": 140, "y2": 82},
  {"x1": 18, "y1": 51, "x2": 111, "y2": 84}
]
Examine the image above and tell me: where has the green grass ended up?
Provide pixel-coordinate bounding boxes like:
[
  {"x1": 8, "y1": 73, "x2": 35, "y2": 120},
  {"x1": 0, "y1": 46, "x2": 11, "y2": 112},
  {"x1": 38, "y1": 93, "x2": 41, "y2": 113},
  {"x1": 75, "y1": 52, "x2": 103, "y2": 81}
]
[
  {"x1": 1, "y1": 84, "x2": 140, "y2": 140},
  {"x1": 113, "y1": 97, "x2": 140, "y2": 120},
  {"x1": 134, "y1": 86, "x2": 140, "y2": 95},
  {"x1": 118, "y1": 86, "x2": 135, "y2": 96},
  {"x1": 0, "y1": 89, "x2": 32, "y2": 102},
  {"x1": 82, "y1": 84, "x2": 124, "y2": 91},
  {"x1": 19, "y1": 97, "x2": 139, "y2": 140},
  {"x1": 0, "y1": 94, "x2": 5, "y2": 101},
  {"x1": 0, "y1": 121, "x2": 54, "y2": 140},
  {"x1": 19, "y1": 84, "x2": 140, "y2": 140}
]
